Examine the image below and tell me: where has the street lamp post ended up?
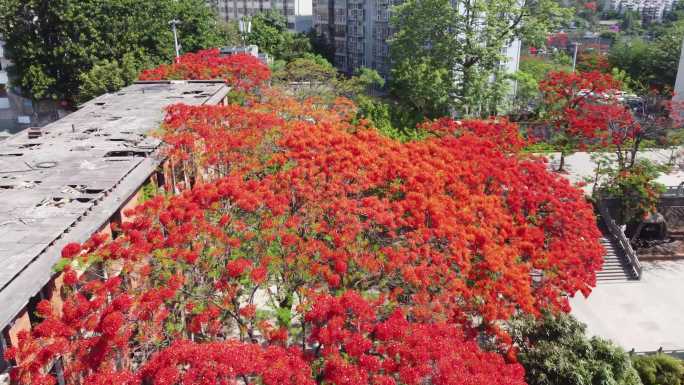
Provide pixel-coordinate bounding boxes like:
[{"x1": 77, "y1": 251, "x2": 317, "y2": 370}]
[
  {"x1": 572, "y1": 42, "x2": 581, "y2": 72},
  {"x1": 169, "y1": 19, "x2": 182, "y2": 61}
]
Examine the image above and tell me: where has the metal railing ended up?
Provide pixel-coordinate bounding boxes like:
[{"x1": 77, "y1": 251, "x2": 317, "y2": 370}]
[
  {"x1": 597, "y1": 200, "x2": 643, "y2": 279},
  {"x1": 661, "y1": 183, "x2": 684, "y2": 198}
]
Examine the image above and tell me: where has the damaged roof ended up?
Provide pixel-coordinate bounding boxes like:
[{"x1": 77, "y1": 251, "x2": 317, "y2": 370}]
[{"x1": 0, "y1": 81, "x2": 229, "y2": 329}]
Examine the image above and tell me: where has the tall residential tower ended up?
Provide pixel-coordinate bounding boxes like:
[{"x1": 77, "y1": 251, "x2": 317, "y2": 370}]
[{"x1": 213, "y1": 0, "x2": 313, "y2": 32}]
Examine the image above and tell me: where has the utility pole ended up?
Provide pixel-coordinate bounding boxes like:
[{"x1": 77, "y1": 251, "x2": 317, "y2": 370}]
[
  {"x1": 169, "y1": 20, "x2": 182, "y2": 61},
  {"x1": 572, "y1": 42, "x2": 581, "y2": 72}
]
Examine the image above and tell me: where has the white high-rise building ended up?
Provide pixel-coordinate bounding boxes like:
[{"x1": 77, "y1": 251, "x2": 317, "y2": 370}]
[
  {"x1": 213, "y1": 0, "x2": 313, "y2": 32},
  {"x1": 608, "y1": 0, "x2": 678, "y2": 23}
]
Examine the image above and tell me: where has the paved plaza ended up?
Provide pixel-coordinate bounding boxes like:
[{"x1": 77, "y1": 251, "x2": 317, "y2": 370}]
[
  {"x1": 570, "y1": 260, "x2": 684, "y2": 353},
  {"x1": 549, "y1": 150, "x2": 684, "y2": 353}
]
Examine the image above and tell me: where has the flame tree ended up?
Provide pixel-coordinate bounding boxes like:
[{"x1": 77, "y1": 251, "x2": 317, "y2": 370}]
[{"x1": 7, "y1": 50, "x2": 604, "y2": 385}]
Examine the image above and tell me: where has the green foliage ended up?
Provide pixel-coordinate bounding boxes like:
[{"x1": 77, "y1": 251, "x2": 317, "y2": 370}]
[
  {"x1": 78, "y1": 52, "x2": 149, "y2": 104},
  {"x1": 621, "y1": 10, "x2": 644, "y2": 35},
  {"x1": 356, "y1": 95, "x2": 426, "y2": 142},
  {"x1": 511, "y1": 313, "x2": 643, "y2": 385},
  {"x1": 308, "y1": 30, "x2": 335, "y2": 63},
  {"x1": 53, "y1": 258, "x2": 72, "y2": 273},
  {"x1": 138, "y1": 180, "x2": 161, "y2": 204},
  {"x1": 599, "y1": 160, "x2": 668, "y2": 224},
  {"x1": 511, "y1": 56, "x2": 573, "y2": 114},
  {"x1": 609, "y1": 19, "x2": 684, "y2": 91},
  {"x1": 389, "y1": 0, "x2": 570, "y2": 118},
  {"x1": 389, "y1": 57, "x2": 452, "y2": 120},
  {"x1": 632, "y1": 354, "x2": 684, "y2": 385},
  {"x1": 247, "y1": 11, "x2": 312, "y2": 62},
  {"x1": 0, "y1": 0, "x2": 223, "y2": 102},
  {"x1": 218, "y1": 20, "x2": 243, "y2": 47},
  {"x1": 275, "y1": 53, "x2": 337, "y2": 84},
  {"x1": 336, "y1": 67, "x2": 385, "y2": 100}
]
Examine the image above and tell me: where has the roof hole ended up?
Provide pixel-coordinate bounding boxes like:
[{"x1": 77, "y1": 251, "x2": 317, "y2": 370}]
[
  {"x1": 71, "y1": 145, "x2": 95, "y2": 151},
  {"x1": 18, "y1": 143, "x2": 41, "y2": 149},
  {"x1": 35, "y1": 161, "x2": 58, "y2": 169},
  {"x1": 104, "y1": 150, "x2": 148, "y2": 158}
]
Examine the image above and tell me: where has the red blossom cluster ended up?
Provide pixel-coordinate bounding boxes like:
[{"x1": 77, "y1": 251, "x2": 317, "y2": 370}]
[
  {"x1": 546, "y1": 32, "x2": 569, "y2": 49},
  {"x1": 138, "y1": 49, "x2": 271, "y2": 91},
  {"x1": 7, "y1": 52, "x2": 605, "y2": 385},
  {"x1": 540, "y1": 70, "x2": 627, "y2": 146}
]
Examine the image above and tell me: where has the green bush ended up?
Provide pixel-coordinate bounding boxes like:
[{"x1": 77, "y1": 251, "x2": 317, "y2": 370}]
[
  {"x1": 510, "y1": 313, "x2": 643, "y2": 385},
  {"x1": 632, "y1": 354, "x2": 684, "y2": 385}
]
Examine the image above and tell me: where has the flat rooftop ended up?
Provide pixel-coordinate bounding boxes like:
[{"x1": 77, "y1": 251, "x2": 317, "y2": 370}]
[{"x1": 0, "y1": 81, "x2": 229, "y2": 328}]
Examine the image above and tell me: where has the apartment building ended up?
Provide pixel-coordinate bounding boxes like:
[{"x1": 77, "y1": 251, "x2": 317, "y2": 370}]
[
  {"x1": 608, "y1": 0, "x2": 678, "y2": 23},
  {"x1": 313, "y1": 0, "x2": 521, "y2": 83},
  {"x1": 213, "y1": 0, "x2": 313, "y2": 31},
  {"x1": 0, "y1": 81, "x2": 230, "y2": 383},
  {"x1": 313, "y1": 0, "x2": 397, "y2": 78}
]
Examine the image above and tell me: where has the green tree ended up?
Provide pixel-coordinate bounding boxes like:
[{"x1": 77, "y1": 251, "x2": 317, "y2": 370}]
[
  {"x1": 609, "y1": 38, "x2": 652, "y2": 90},
  {"x1": 218, "y1": 20, "x2": 242, "y2": 47},
  {"x1": 389, "y1": 57, "x2": 453, "y2": 120},
  {"x1": 609, "y1": 20, "x2": 684, "y2": 91},
  {"x1": 621, "y1": 10, "x2": 644, "y2": 35},
  {"x1": 0, "y1": 0, "x2": 222, "y2": 103},
  {"x1": 389, "y1": 0, "x2": 571, "y2": 118},
  {"x1": 246, "y1": 11, "x2": 312, "y2": 62},
  {"x1": 632, "y1": 354, "x2": 684, "y2": 385},
  {"x1": 275, "y1": 53, "x2": 337, "y2": 84},
  {"x1": 78, "y1": 52, "x2": 149, "y2": 104},
  {"x1": 336, "y1": 67, "x2": 385, "y2": 100},
  {"x1": 510, "y1": 313, "x2": 643, "y2": 385}
]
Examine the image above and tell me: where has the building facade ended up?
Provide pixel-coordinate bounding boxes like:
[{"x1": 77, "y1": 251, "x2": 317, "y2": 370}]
[
  {"x1": 312, "y1": 0, "x2": 521, "y2": 85},
  {"x1": 313, "y1": 0, "x2": 397, "y2": 78},
  {"x1": 0, "y1": 81, "x2": 230, "y2": 384},
  {"x1": 212, "y1": 0, "x2": 313, "y2": 31},
  {"x1": 607, "y1": 0, "x2": 677, "y2": 23}
]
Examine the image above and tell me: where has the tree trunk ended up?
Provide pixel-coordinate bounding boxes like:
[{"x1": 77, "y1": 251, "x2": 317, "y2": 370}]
[{"x1": 557, "y1": 152, "x2": 565, "y2": 172}]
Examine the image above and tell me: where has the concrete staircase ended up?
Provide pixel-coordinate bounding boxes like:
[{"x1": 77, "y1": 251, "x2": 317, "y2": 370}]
[{"x1": 596, "y1": 235, "x2": 639, "y2": 283}]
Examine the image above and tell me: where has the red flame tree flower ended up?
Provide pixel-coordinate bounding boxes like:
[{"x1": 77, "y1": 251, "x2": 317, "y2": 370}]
[
  {"x1": 139, "y1": 49, "x2": 271, "y2": 92},
  {"x1": 6, "y1": 55, "x2": 604, "y2": 385}
]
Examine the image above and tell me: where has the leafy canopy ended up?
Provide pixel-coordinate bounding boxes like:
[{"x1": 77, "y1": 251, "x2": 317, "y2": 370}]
[
  {"x1": 511, "y1": 313, "x2": 643, "y2": 385},
  {"x1": 0, "y1": 0, "x2": 223, "y2": 102},
  {"x1": 389, "y1": 0, "x2": 571, "y2": 118}
]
